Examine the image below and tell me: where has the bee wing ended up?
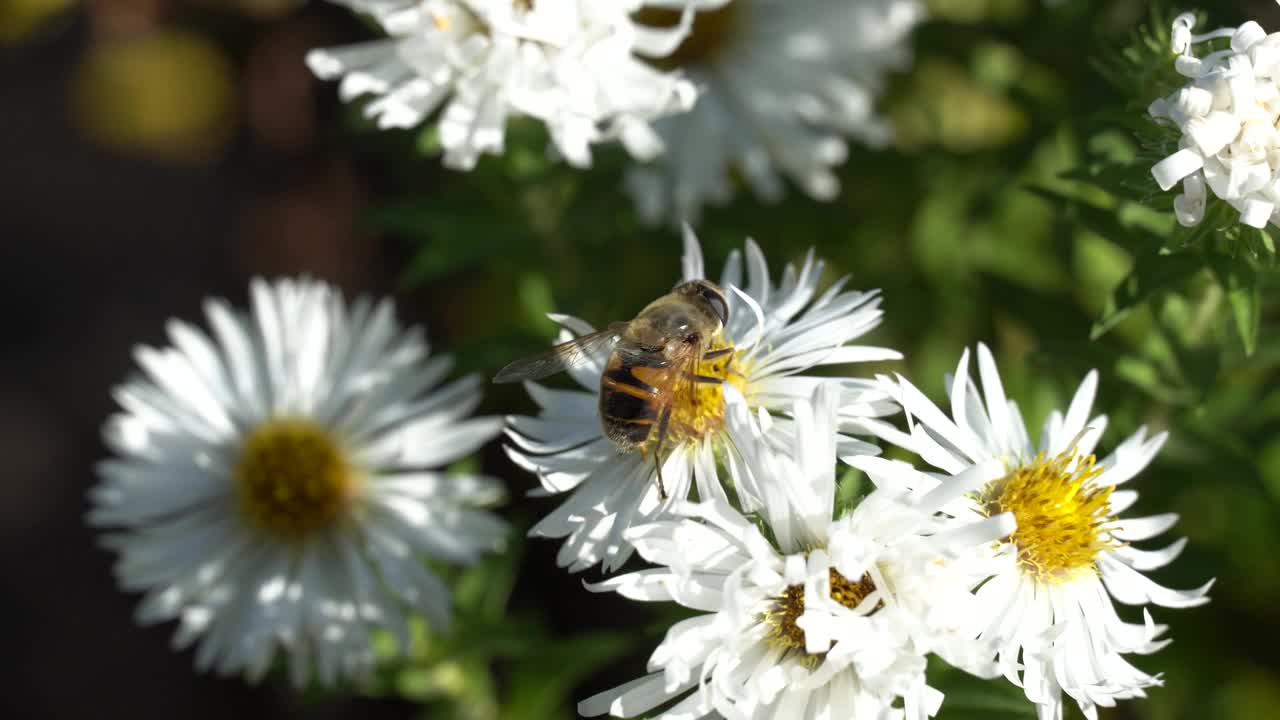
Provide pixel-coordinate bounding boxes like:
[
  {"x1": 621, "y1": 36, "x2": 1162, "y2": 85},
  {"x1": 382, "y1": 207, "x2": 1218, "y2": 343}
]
[
  {"x1": 671, "y1": 340, "x2": 710, "y2": 408},
  {"x1": 493, "y1": 322, "x2": 629, "y2": 383}
]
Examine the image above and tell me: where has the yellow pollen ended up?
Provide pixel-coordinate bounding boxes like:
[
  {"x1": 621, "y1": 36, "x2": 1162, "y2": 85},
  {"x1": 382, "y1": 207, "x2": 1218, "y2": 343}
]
[
  {"x1": 981, "y1": 448, "x2": 1118, "y2": 583},
  {"x1": 656, "y1": 334, "x2": 749, "y2": 448},
  {"x1": 430, "y1": 10, "x2": 451, "y2": 31},
  {"x1": 234, "y1": 418, "x2": 357, "y2": 541},
  {"x1": 762, "y1": 568, "x2": 880, "y2": 661},
  {"x1": 633, "y1": 3, "x2": 740, "y2": 71}
]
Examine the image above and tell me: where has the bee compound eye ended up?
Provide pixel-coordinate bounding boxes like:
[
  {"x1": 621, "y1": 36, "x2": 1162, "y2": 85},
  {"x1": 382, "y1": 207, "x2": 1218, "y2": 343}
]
[{"x1": 701, "y1": 288, "x2": 729, "y2": 325}]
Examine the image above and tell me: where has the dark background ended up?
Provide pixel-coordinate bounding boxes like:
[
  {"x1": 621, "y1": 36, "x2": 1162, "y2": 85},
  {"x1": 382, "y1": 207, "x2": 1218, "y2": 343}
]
[{"x1": 0, "y1": 3, "x2": 643, "y2": 717}]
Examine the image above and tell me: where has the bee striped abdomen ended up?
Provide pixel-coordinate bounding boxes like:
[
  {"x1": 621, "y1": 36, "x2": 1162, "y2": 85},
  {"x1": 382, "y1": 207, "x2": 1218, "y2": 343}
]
[{"x1": 600, "y1": 362, "x2": 664, "y2": 448}]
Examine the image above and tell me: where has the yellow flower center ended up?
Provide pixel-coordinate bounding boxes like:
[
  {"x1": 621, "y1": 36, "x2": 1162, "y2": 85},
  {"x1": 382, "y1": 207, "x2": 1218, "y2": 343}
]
[
  {"x1": 981, "y1": 448, "x2": 1118, "y2": 583},
  {"x1": 763, "y1": 568, "x2": 880, "y2": 659},
  {"x1": 234, "y1": 418, "x2": 358, "y2": 540},
  {"x1": 659, "y1": 334, "x2": 750, "y2": 447},
  {"x1": 633, "y1": 2, "x2": 740, "y2": 71}
]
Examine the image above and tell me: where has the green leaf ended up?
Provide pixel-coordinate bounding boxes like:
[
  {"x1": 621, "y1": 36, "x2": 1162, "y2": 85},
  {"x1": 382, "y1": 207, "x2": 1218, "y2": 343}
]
[
  {"x1": 834, "y1": 466, "x2": 865, "y2": 519},
  {"x1": 929, "y1": 656, "x2": 1037, "y2": 719},
  {"x1": 1023, "y1": 185, "x2": 1163, "y2": 254},
  {"x1": 417, "y1": 125, "x2": 441, "y2": 156},
  {"x1": 1259, "y1": 228, "x2": 1277, "y2": 256},
  {"x1": 938, "y1": 686, "x2": 1038, "y2": 718},
  {"x1": 1091, "y1": 250, "x2": 1204, "y2": 340},
  {"x1": 501, "y1": 632, "x2": 632, "y2": 720},
  {"x1": 516, "y1": 274, "x2": 559, "y2": 337},
  {"x1": 1208, "y1": 254, "x2": 1261, "y2": 355},
  {"x1": 360, "y1": 203, "x2": 531, "y2": 287}
]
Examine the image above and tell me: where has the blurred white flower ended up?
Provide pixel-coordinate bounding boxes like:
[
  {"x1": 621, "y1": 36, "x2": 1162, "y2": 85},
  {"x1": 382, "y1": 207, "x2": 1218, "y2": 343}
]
[
  {"x1": 505, "y1": 228, "x2": 900, "y2": 572},
  {"x1": 626, "y1": 0, "x2": 923, "y2": 225},
  {"x1": 88, "y1": 278, "x2": 508, "y2": 686},
  {"x1": 308, "y1": 0, "x2": 696, "y2": 169},
  {"x1": 853, "y1": 344, "x2": 1213, "y2": 720},
  {"x1": 579, "y1": 386, "x2": 1015, "y2": 720},
  {"x1": 1149, "y1": 8, "x2": 1280, "y2": 228}
]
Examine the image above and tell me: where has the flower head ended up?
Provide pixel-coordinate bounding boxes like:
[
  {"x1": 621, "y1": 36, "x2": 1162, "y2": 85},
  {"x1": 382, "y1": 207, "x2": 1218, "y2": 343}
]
[
  {"x1": 853, "y1": 344, "x2": 1213, "y2": 720},
  {"x1": 1149, "y1": 8, "x2": 1280, "y2": 228},
  {"x1": 504, "y1": 228, "x2": 900, "y2": 572},
  {"x1": 626, "y1": 0, "x2": 924, "y2": 224},
  {"x1": 88, "y1": 278, "x2": 509, "y2": 686},
  {"x1": 308, "y1": 0, "x2": 696, "y2": 169},
  {"x1": 578, "y1": 386, "x2": 1014, "y2": 720}
]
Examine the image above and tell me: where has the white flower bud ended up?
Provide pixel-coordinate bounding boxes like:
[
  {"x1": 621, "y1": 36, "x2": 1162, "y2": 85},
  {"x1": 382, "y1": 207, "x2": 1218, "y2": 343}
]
[
  {"x1": 1171, "y1": 86, "x2": 1215, "y2": 122},
  {"x1": 1172, "y1": 13, "x2": 1198, "y2": 54},
  {"x1": 1239, "y1": 197, "x2": 1274, "y2": 226},
  {"x1": 1224, "y1": 160, "x2": 1270, "y2": 198},
  {"x1": 1152, "y1": 148, "x2": 1205, "y2": 191},
  {"x1": 1231, "y1": 119, "x2": 1274, "y2": 164},
  {"x1": 1203, "y1": 155, "x2": 1231, "y2": 198},
  {"x1": 1148, "y1": 97, "x2": 1171, "y2": 120},
  {"x1": 1251, "y1": 34, "x2": 1280, "y2": 77},
  {"x1": 1185, "y1": 111, "x2": 1241, "y2": 156},
  {"x1": 1175, "y1": 54, "x2": 1203, "y2": 78},
  {"x1": 1184, "y1": 172, "x2": 1207, "y2": 201},
  {"x1": 1225, "y1": 54, "x2": 1257, "y2": 112},
  {"x1": 1174, "y1": 192, "x2": 1206, "y2": 226},
  {"x1": 1233, "y1": 21, "x2": 1266, "y2": 52}
]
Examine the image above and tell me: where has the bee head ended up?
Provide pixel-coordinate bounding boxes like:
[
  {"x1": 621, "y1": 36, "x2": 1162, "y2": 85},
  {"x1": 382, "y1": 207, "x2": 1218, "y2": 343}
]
[{"x1": 673, "y1": 279, "x2": 729, "y2": 327}]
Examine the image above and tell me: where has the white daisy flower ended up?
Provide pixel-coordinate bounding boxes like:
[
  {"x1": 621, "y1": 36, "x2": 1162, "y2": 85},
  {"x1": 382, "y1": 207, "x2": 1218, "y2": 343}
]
[
  {"x1": 307, "y1": 0, "x2": 697, "y2": 170},
  {"x1": 850, "y1": 343, "x2": 1213, "y2": 720},
  {"x1": 626, "y1": 0, "x2": 924, "y2": 225},
  {"x1": 88, "y1": 278, "x2": 509, "y2": 687},
  {"x1": 1149, "y1": 8, "x2": 1280, "y2": 228},
  {"x1": 504, "y1": 228, "x2": 901, "y2": 572},
  {"x1": 579, "y1": 385, "x2": 1016, "y2": 720}
]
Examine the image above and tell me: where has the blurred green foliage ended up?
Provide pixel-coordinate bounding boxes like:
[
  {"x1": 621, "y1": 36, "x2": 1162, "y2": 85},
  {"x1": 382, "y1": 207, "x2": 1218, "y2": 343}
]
[
  {"x1": 321, "y1": 0, "x2": 1280, "y2": 718},
  {"x1": 361, "y1": 541, "x2": 635, "y2": 720}
]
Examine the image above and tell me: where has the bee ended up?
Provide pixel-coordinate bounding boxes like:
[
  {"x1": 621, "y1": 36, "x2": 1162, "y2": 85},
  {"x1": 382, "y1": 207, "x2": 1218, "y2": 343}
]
[{"x1": 494, "y1": 279, "x2": 734, "y2": 499}]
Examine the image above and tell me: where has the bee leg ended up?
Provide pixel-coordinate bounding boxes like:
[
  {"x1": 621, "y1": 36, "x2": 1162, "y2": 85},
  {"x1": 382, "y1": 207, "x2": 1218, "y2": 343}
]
[
  {"x1": 703, "y1": 347, "x2": 735, "y2": 360},
  {"x1": 689, "y1": 374, "x2": 722, "y2": 384},
  {"x1": 653, "y1": 404, "x2": 673, "y2": 500}
]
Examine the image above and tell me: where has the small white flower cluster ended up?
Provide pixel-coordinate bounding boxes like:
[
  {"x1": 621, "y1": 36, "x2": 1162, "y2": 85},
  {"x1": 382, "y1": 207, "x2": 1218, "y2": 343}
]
[
  {"x1": 1150, "y1": 8, "x2": 1280, "y2": 228},
  {"x1": 307, "y1": 0, "x2": 698, "y2": 170},
  {"x1": 508, "y1": 233, "x2": 1210, "y2": 720},
  {"x1": 626, "y1": 0, "x2": 923, "y2": 225},
  {"x1": 308, "y1": 0, "x2": 923, "y2": 223}
]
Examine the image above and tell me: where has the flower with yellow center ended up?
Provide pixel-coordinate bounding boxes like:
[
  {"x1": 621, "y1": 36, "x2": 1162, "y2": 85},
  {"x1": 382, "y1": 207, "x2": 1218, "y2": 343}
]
[
  {"x1": 505, "y1": 228, "x2": 901, "y2": 572},
  {"x1": 851, "y1": 343, "x2": 1214, "y2": 720},
  {"x1": 981, "y1": 448, "x2": 1117, "y2": 584},
  {"x1": 626, "y1": 0, "x2": 925, "y2": 225},
  {"x1": 762, "y1": 567, "x2": 880, "y2": 661},
  {"x1": 579, "y1": 385, "x2": 1015, "y2": 720},
  {"x1": 233, "y1": 418, "x2": 359, "y2": 541},
  {"x1": 88, "y1": 277, "x2": 509, "y2": 687}
]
